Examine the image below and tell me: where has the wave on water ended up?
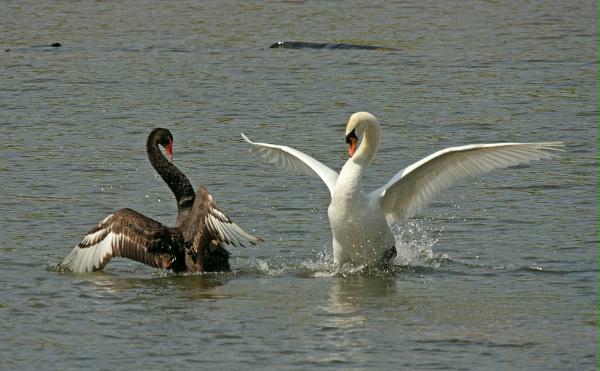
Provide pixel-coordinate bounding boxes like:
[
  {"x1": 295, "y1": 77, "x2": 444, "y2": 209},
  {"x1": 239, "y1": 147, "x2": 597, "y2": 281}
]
[
  {"x1": 230, "y1": 219, "x2": 452, "y2": 278},
  {"x1": 47, "y1": 220, "x2": 453, "y2": 278}
]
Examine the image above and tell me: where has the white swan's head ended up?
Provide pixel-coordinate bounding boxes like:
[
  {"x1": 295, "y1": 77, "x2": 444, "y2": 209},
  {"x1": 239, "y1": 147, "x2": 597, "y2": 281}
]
[{"x1": 344, "y1": 112, "x2": 379, "y2": 158}]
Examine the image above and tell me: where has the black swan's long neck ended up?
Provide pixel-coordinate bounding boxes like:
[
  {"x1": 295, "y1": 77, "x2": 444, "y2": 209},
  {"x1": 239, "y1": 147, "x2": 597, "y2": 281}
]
[{"x1": 146, "y1": 135, "x2": 195, "y2": 209}]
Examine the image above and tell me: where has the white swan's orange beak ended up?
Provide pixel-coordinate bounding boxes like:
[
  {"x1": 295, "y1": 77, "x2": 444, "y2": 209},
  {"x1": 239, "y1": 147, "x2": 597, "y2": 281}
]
[
  {"x1": 166, "y1": 140, "x2": 173, "y2": 161},
  {"x1": 345, "y1": 130, "x2": 358, "y2": 157}
]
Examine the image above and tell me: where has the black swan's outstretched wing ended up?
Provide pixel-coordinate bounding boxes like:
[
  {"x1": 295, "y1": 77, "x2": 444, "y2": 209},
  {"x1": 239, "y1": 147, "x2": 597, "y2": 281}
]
[
  {"x1": 191, "y1": 187, "x2": 263, "y2": 248},
  {"x1": 61, "y1": 208, "x2": 182, "y2": 273}
]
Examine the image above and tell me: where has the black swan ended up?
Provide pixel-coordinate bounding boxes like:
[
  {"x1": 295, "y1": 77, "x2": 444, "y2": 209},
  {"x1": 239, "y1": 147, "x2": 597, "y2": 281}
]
[{"x1": 61, "y1": 128, "x2": 262, "y2": 273}]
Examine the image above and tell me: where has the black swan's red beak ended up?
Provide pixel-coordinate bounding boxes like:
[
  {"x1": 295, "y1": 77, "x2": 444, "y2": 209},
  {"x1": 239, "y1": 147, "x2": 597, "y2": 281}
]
[{"x1": 166, "y1": 140, "x2": 173, "y2": 161}]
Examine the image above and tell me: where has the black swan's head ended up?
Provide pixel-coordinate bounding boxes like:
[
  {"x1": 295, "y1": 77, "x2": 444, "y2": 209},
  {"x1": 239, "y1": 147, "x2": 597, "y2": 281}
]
[{"x1": 150, "y1": 128, "x2": 174, "y2": 160}]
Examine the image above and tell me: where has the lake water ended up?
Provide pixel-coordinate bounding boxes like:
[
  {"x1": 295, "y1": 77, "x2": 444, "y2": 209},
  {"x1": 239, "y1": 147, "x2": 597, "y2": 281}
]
[{"x1": 1, "y1": 1, "x2": 598, "y2": 370}]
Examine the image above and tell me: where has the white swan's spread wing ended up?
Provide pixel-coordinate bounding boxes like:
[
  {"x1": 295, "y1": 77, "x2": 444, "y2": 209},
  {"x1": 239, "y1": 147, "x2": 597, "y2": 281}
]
[
  {"x1": 60, "y1": 209, "x2": 177, "y2": 273},
  {"x1": 241, "y1": 133, "x2": 339, "y2": 196},
  {"x1": 374, "y1": 142, "x2": 564, "y2": 223}
]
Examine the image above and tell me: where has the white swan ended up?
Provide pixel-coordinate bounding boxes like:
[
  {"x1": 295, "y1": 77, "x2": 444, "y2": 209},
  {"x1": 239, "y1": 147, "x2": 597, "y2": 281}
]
[{"x1": 242, "y1": 112, "x2": 563, "y2": 267}]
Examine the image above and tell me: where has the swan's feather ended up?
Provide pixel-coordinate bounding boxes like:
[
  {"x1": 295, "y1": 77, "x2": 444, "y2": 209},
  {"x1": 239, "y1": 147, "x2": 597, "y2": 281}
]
[
  {"x1": 372, "y1": 142, "x2": 564, "y2": 223},
  {"x1": 241, "y1": 133, "x2": 339, "y2": 197},
  {"x1": 204, "y1": 194, "x2": 263, "y2": 247},
  {"x1": 61, "y1": 209, "x2": 176, "y2": 273}
]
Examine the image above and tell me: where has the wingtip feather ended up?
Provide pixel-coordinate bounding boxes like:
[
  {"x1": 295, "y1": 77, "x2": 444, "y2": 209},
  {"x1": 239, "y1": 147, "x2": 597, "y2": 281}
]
[{"x1": 240, "y1": 133, "x2": 252, "y2": 143}]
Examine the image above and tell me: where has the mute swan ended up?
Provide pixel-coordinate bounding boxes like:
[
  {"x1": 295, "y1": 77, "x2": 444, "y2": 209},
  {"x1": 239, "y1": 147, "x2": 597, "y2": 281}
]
[{"x1": 242, "y1": 112, "x2": 562, "y2": 267}]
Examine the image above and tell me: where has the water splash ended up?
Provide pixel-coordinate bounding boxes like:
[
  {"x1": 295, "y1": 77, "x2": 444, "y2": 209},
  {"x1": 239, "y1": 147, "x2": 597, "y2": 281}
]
[
  {"x1": 391, "y1": 219, "x2": 450, "y2": 268},
  {"x1": 50, "y1": 219, "x2": 452, "y2": 278}
]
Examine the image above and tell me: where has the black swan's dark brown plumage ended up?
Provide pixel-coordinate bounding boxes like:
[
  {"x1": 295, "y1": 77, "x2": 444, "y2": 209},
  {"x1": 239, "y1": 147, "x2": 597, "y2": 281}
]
[{"x1": 61, "y1": 128, "x2": 262, "y2": 273}]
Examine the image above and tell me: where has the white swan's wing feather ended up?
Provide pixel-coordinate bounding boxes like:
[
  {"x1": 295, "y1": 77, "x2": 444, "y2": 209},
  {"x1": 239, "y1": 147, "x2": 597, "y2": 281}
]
[
  {"x1": 241, "y1": 133, "x2": 339, "y2": 196},
  {"x1": 373, "y1": 142, "x2": 564, "y2": 223}
]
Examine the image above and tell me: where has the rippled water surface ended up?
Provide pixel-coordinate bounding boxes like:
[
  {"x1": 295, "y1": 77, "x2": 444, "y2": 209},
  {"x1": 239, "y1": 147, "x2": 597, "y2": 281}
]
[{"x1": 1, "y1": 1, "x2": 598, "y2": 370}]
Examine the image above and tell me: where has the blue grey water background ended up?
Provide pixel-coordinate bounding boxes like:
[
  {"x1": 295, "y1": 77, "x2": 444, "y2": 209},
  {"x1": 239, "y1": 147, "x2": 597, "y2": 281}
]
[{"x1": 1, "y1": 1, "x2": 598, "y2": 370}]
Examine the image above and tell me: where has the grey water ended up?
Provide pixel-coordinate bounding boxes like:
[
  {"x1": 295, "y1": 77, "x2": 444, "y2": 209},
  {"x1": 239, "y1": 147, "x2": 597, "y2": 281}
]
[{"x1": 1, "y1": 1, "x2": 598, "y2": 370}]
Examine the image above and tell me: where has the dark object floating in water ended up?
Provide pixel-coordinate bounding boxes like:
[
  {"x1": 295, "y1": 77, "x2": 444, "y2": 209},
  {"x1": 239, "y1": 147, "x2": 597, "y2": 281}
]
[
  {"x1": 60, "y1": 128, "x2": 263, "y2": 274},
  {"x1": 4, "y1": 43, "x2": 62, "y2": 52},
  {"x1": 270, "y1": 41, "x2": 396, "y2": 50}
]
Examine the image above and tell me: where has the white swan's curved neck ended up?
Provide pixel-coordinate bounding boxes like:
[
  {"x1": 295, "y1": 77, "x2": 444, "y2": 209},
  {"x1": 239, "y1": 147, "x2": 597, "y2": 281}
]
[
  {"x1": 352, "y1": 120, "x2": 380, "y2": 167},
  {"x1": 335, "y1": 120, "x2": 381, "y2": 197}
]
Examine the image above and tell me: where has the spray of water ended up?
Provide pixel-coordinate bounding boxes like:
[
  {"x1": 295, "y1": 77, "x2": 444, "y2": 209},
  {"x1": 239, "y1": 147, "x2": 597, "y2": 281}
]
[
  {"x1": 232, "y1": 218, "x2": 451, "y2": 278},
  {"x1": 49, "y1": 219, "x2": 452, "y2": 277},
  {"x1": 392, "y1": 219, "x2": 450, "y2": 267}
]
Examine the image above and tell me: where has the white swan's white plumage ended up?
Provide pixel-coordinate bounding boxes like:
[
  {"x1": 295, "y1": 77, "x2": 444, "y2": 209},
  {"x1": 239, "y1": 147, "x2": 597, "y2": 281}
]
[
  {"x1": 375, "y1": 142, "x2": 564, "y2": 224},
  {"x1": 241, "y1": 133, "x2": 339, "y2": 196},
  {"x1": 242, "y1": 112, "x2": 563, "y2": 267}
]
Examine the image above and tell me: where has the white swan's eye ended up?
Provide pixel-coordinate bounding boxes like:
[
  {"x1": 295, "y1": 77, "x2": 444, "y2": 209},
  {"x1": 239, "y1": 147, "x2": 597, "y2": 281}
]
[
  {"x1": 345, "y1": 129, "x2": 358, "y2": 143},
  {"x1": 346, "y1": 130, "x2": 359, "y2": 157}
]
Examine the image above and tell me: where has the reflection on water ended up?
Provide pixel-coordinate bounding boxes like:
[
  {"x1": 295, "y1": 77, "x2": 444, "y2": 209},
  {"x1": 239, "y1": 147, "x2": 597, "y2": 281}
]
[
  {"x1": 1, "y1": 0, "x2": 596, "y2": 369},
  {"x1": 313, "y1": 277, "x2": 396, "y2": 365},
  {"x1": 69, "y1": 268, "x2": 229, "y2": 301},
  {"x1": 324, "y1": 276, "x2": 396, "y2": 325}
]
